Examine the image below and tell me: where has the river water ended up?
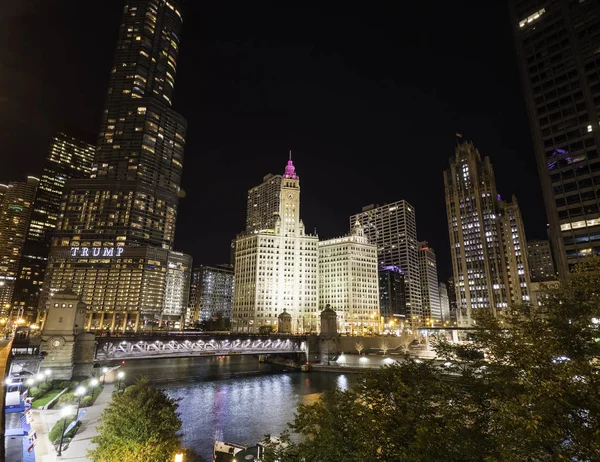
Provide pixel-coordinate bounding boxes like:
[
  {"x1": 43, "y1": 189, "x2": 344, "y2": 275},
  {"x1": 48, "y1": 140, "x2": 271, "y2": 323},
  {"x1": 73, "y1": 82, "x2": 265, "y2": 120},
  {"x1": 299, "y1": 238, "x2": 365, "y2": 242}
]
[{"x1": 119, "y1": 356, "x2": 348, "y2": 461}]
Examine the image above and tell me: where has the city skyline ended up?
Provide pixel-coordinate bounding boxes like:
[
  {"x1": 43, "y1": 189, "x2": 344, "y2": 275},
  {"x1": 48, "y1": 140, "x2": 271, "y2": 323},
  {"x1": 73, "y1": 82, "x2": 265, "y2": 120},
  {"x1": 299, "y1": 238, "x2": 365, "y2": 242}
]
[{"x1": 0, "y1": 2, "x2": 546, "y2": 281}]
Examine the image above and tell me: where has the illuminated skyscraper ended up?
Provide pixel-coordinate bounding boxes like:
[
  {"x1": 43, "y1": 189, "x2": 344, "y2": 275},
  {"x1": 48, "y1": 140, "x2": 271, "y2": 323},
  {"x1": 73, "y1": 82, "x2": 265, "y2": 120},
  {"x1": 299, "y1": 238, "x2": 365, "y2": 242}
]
[
  {"x1": 350, "y1": 201, "x2": 422, "y2": 326},
  {"x1": 318, "y1": 222, "x2": 380, "y2": 335},
  {"x1": 445, "y1": 140, "x2": 531, "y2": 324},
  {"x1": 378, "y1": 266, "x2": 407, "y2": 327},
  {"x1": 0, "y1": 177, "x2": 39, "y2": 312},
  {"x1": 188, "y1": 265, "x2": 235, "y2": 324},
  {"x1": 42, "y1": 0, "x2": 191, "y2": 330},
  {"x1": 233, "y1": 158, "x2": 319, "y2": 333},
  {"x1": 246, "y1": 173, "x2": 283, "y2": 234},
  {"x1": 418, "y1": 242, "x2": 441, "y2": 326},
  {"x1": 528, "y1": 239, "x2": 556, "y2": 282},
  {"x1": 510, "y1": 0, "x2": 600, "y2": 277},
  {"x1": 438, "y1": 282, "x2": 451, "y2": 324},
  {"x1": 12, "y1": 133, "x2": 94, "y2": 319}
]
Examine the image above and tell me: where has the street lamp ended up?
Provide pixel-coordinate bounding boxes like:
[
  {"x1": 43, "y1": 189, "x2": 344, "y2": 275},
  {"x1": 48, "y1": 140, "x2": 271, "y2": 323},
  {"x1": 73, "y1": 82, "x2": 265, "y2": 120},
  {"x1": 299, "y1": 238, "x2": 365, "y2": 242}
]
[
  {"x1": 25, "y1": 378, "x2": 35, "y2": 394},
  {"x1": 75, "y1": 386, "x2": 86, "y2": 416},
  {"x1": 175, "y1": 454, "x2": 184, "y2": 462},
  {"x1": 89, "y1": 378, "x2": 99, "y2": 400},
  {"x1": 101, "y1": 367, "x2": 108, "y2": 385},
  {"x1": 117, "y1": 371, "x2": 125, "y2": 391},
  {"x1": 36, "y1": 373, "x2": 44, "y2": 383},
  {"x1": 44, "y1": 369, "x2": 52, "y2": 384},
  {"x1": 57, "y1": 405, "x2": 74, "y2": 456}
]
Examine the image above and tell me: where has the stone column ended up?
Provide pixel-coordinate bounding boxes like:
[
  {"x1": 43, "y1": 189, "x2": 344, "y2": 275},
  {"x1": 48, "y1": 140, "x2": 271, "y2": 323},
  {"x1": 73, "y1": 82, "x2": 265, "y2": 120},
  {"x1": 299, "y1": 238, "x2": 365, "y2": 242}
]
[
  {"x1": 109, "y1": 313, "x2": 116, "y2": 331},
  {"x1": 98, "y1": 311, "x2": 105, "y2": 330},
  {"x1": 121, "y1": 313, "x2": 128, "y2": 331},
  {"x1": 86, "y1": 313, "x2": 92, "y2": 331},
  {"x1": 133, "y1": 312, "x2": 140, "y2": 332}
]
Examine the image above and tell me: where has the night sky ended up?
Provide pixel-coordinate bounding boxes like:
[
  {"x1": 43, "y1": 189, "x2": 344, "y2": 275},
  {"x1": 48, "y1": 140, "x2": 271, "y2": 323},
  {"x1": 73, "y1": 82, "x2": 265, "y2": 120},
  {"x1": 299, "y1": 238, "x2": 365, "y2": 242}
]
[{"x1": 0, "y1": 1, "x2": 545, "y2": 281}]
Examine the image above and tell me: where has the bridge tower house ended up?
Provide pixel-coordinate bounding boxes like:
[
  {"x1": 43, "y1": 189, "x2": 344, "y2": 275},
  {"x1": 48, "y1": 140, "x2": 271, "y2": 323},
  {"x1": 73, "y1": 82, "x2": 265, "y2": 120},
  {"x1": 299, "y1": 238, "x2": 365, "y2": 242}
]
[{"x1": 40, "y1": 287, "x2": 95, "y2": 379}]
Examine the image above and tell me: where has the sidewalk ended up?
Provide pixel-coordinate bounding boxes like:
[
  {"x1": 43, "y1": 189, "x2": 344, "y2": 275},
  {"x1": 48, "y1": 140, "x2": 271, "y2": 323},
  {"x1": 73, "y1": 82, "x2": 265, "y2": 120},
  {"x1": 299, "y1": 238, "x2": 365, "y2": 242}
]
[{"x1": 33, "y1": 384, "x2": 115, "y2": 462}]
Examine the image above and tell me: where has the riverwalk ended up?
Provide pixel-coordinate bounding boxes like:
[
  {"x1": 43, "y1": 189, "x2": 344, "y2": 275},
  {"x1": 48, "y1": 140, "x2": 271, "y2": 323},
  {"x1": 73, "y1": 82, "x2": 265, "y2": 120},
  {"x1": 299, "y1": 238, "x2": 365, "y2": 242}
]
[{"x1": 33, "y1": 384, "x2": 114, "y2": 461}]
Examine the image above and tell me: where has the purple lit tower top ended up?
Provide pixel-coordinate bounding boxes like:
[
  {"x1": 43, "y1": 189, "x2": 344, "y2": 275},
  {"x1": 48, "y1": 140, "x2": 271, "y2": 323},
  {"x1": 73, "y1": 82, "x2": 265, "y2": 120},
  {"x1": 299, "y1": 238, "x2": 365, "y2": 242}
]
[{"x1": 284, "y1": 151, "x2": 297, "y2": 179}]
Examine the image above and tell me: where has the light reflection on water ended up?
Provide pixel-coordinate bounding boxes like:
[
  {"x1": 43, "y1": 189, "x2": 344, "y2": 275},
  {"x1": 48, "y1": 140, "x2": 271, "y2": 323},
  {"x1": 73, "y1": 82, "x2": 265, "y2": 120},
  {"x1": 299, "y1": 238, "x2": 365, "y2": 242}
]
[{"x1": 119, "y1": 355, "x2": 347, "y2": 461}]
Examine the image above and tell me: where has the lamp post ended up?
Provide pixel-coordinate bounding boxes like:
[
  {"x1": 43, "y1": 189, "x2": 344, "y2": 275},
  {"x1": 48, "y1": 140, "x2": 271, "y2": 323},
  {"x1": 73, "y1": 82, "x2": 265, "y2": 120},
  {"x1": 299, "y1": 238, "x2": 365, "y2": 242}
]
[
  {"x1": 89, "y1": 378, "x2": 99, "y2": 401},
  {"x1": 57, "y1": 405, "x2": 74, "y2": 456},
  {"x1": 36, "y1": 373, "x2": 44, "y2": 383},
  {"x1": 25, "y1": 378, "x2": 34, "y2": 395},
  {"x1": 75, "y1": 386, "x2": 86, "y2": 416},
  {"x1": 101, "y1": 367, "x2": 108, "y2": 385},
  {"x1": 44, "y1": 369, "x2": 52, "y2": 384},
  {"x1": 175, "y1": 454, "x2": 184, "y2": 462},
  {"x1": 117, "y1": 371, "x2": 125, "y2": 391}
]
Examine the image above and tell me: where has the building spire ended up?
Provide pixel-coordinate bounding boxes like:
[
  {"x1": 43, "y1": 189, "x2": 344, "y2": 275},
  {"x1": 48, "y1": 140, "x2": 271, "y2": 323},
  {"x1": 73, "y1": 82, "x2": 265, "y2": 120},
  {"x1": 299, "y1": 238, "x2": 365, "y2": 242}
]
[{"x1": 284, "y1": 151, "x2": 297, "y2": 179}]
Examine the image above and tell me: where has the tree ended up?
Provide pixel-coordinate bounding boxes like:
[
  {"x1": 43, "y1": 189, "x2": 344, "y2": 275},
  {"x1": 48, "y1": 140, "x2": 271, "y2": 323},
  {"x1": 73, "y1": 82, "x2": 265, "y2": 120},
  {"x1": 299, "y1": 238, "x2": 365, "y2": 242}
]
[
  {"x1": 398, "y1": 331, "x2": 413, "y2": 355},
  {"x1": 258, "y1": 325, "x2": 274, "y2": 335},
  {"x1": 263, "y1": 258, "x2": 600, "y2": 461},
  {"x1": 379, "y1": 340, "x2": 389, "y2": 356},
  {"x1": 354, "y1": 341, "x2": 364, "y2": 355},
  {"x1": 88, "y1": 377, "x2": 182, "y2": 462}
]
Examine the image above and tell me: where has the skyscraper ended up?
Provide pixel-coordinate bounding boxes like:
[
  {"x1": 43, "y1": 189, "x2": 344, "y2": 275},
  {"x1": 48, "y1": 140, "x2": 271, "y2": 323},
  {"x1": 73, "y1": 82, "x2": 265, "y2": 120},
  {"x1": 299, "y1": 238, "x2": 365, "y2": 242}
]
[
  {"x1": 190, "y1": 265, "x2": 235, "y2": 323},
  {"x1": 528, "y1": 239, "x2": 557, "y2": 282},
  {"x1": 12, "y1": 133, "x2": 94, "y2": 319},
  {"x1": 378, "y1": 265, "x2": 407, "y2": 329},
  {"x1": 445, "y1": 140, "x2": 531, "y2": 324},
  {"x1": 232, "y1": 158, "x2": 319, "y2": 333},
  {"x1": 0, "y1": 177, "x2": 39, "y2": 312},
  {"x1": 350, "y1": 201, "x2": 421, "y2": 326},
  {"x1": 318, "y1": 222, "x2": 380, "y2": 335},
  {"x1": 510, "y1": 0, "x2": 600, "y2": 277},
  {"x1": 418, "y1": 242, "x2": 441, "y2": 326},
  {"x1": 41, "y1": 0, "x2": 191, "y2": 330},
  {"x1": 438, "y1": 282, "x2": 451, "y2": 325},
  {"x1": 246, "y1": 173, "x2": 283, "y2": 233}
]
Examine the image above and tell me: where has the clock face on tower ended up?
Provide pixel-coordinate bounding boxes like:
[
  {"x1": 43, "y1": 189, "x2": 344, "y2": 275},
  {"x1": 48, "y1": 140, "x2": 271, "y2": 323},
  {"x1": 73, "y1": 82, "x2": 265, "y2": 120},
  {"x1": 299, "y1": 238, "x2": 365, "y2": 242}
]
[{"x1": 49, "y1": 337, "x2": 65, "y2": 349}]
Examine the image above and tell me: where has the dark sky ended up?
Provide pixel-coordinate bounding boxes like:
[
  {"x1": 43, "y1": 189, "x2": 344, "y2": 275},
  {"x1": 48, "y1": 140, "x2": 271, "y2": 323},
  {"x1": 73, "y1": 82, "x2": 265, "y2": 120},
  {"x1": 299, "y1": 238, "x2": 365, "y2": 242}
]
[{"x1": 0, "y1": 0, "x2": 546, "y2": 281}]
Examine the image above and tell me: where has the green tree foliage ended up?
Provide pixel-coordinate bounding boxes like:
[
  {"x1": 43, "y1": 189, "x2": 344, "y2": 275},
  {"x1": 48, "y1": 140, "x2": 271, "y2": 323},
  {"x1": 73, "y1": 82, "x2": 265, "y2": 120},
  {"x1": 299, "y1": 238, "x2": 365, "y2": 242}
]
[
  {"x1": 258, "y1": 325, "x2": 274, "y2": 335},
  {"x1": 88, "y1": 377, "x2": 182, "y2": 462},
  {"x1": 263, "y1": 258, "x2": 600, "y2": 461}
]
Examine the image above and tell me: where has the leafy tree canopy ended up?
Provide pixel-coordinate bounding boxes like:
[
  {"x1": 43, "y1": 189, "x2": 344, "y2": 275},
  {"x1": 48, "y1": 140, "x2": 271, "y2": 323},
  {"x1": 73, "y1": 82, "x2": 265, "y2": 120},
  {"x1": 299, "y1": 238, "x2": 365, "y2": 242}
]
[
  {"x1": 88, "y1": 377, "x2": 182, "y2": 462},
  {"x1": 263, "y1": 258, "x2": 600, "y2": 461}
]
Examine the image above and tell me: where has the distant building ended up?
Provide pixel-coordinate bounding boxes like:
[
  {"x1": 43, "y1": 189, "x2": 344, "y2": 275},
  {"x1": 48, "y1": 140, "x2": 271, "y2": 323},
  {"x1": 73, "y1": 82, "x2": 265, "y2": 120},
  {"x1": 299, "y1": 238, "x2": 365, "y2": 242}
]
[
  {"x1": 510, "y1": 0, "x2": 600, "y2": 277},
  {"x1": 444, "y1": 140, "x2": 531, "y2": 325},
  {"x1": 378, "y1": 265, "x2": 407, "y2": 329},
  {"x1": 439, "y1": 282, "x2": 450, "y2": 325},
  {"x1": 246, "y1": 173, "x2": 283, "y2": 234},
  {"x1": 191, "y1": 265, "x2": 235, "y2": 323},
  {"x1": 528, "y1": 239, "x2": 556, "y2": 282},
  {"x1": 447, "y1": 276, "x2": 458, "y2": 324},
  {"x1": 418, "y1": 242, "x2": 441, "y2": 326},
  {"x1": 12, "y1": 133, "x2": 94, "y2": 320},
  {"x1": 0, "y1": 177, "x2": 39, "y2": 312},
  {"x1": 233, "y1": 157, "x2": 319, "y2": 333},
  {"x1": 350, "y1": 201, "x2": 421, "y2": 326},
  {"x1": 319, "y1": 222, "x2": 380, "y2": 335}
]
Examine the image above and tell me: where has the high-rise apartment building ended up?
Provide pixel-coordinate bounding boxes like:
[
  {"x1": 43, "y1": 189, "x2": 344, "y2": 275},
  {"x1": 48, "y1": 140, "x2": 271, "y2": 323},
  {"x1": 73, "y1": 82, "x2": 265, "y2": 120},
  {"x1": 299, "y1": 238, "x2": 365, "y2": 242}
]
[
  {"x1": 499, "y1": 198, "x2": 532, "y2": 306},
  {"x1": 510, "y1": 0, "x2": 600, "y2": 277},
  {"x1": 188, "y1": 265, "x2": 235, "y2": 323},
  {"x1": 418, "y1": 242, "x2": 441, "y2": 325},
  {"x1": 12, "y1": 134, "x2": 94, "y2": 319},
  {"x1": 42, "y1": 0, "x2": 191, "y2": 330},
  {"x1": 0, "y1": 177, "x2": 39, "y2": 312},
  {"x1": 246, "y1": 173, "x2": 283, "y2": 233},
  {"x1": 233, "y1": 158, "x2": 319, "y2": 333},
  {"x1": 439, "y1": 282, "x2": 451, "y2": 324},
  {"x1": 378, "y1": 265, "x2": 407, "y2": 329},
  {"x1": 528, "y1": 239, "x2": 557, "y2": 282},
  {"x1": 318, "y1": 222, "x2": 380, "y2": 335},
  {"x1": 447, "y1": 276, "x2": 458, "y2": 323},
  {"x1": 350, "y1": 201, "x2": 421, "y2": 326},
  {"x1": 445, "y1": 140, "x2": 531, "y2": 324}
]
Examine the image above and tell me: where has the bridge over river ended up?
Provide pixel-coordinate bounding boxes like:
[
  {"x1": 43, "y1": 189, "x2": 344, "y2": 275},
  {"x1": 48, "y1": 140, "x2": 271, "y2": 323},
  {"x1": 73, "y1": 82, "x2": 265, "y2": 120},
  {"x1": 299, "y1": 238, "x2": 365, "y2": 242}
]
[{"x1": 94, "y1": 333, "x2": 308, "y2": 360}]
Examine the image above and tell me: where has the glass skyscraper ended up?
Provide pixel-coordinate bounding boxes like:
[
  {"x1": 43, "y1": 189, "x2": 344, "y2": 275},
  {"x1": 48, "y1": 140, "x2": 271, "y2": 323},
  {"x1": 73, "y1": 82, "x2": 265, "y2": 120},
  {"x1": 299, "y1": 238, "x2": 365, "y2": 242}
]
[
  {"x1": 42, "y1": 0, "x2": 191, "y2": 331},
  {"x1": 12, "y1": 133, "x2": 94, "y2": 320},
  {"x1": 511, "y1": 0, "x2": 600, "y2": 277}
]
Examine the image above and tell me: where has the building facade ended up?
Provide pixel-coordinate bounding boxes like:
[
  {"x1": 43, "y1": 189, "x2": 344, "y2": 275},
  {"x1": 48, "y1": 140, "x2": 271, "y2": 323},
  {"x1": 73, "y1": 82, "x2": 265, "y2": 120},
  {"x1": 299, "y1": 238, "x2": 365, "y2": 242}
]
[
  {"x1": 511, "y1": 0, "x2": 600, "y2": 277},
  {"x1": 246, "y1": 173, "x2": 283, "y2": 234},
  {"x1": 318, "y1": 222, "x2": 380, "y2": 335},
  {"x1": 418, "y1": 242, "x2": 441, "y2": 326},
  {"x1": 378, "y1": 265, "x2": 407, "y2": 331},
  {"x1": 12, "y1": 133, "x2": 94, "y2": 320},
  {"x1": 444, "y1": 140, "x2": 531, "y2": 325},
  {"x1": 439, "y1": 282, "x2": 451, "y2": 325},
  {"x1": 41, "y1": 0, "x2": 190, "y2": 330},
  {"x1": 0, "y1": 177, "x2": 39, "y2": 313},
  {"x1": 233, "y1": 158, "x2": 319, "y2": 333},
  {"x1": 190, "y1": 265, "x2": 235, "y2": 323},
  {"x1": 528, "y1": 239, "x2": 557, "y2": 282},
  {"x1": 350, "y1": 200, "x2": 421, "y2": 326}
]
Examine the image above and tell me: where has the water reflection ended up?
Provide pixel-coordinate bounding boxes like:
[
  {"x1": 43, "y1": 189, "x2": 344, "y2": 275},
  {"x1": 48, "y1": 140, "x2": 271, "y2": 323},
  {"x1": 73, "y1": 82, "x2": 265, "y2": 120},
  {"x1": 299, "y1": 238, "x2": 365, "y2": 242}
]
[{"x1": 119, "y1": 355, "x2": 345, "y2": 460}]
